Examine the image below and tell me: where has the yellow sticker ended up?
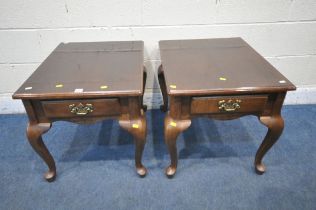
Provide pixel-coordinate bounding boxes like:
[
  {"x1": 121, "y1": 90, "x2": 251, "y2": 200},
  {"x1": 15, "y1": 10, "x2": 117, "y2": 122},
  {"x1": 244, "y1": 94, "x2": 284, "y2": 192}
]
[
  {"x1": 132, "y1": 124, "x2": 139, "y2": 129},
  {"x1": 170, "y1": 121, "x2": 177, "y2": 127},
  {"x1": 219, "y1": 77, "x2": 227, "y2": 81},
  {"x1": 55, "y1": 84, "x2": 63, "y2": 88},
  {"x1": 100, "y1": 85, "x2": 108, "y2": 89},
  {"x1": 169, "y1": 85, "x2": 177, "y2": 89}
]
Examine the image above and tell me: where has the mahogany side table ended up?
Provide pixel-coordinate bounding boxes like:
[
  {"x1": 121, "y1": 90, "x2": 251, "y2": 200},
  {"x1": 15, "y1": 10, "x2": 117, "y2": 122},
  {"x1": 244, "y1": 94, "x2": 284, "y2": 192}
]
[
  {"x1": 13, "y1": 41, "x2": 148, "y2": 182},
  {"x1": 158, "y1": 38, "x2": 296, "y2": 177}
]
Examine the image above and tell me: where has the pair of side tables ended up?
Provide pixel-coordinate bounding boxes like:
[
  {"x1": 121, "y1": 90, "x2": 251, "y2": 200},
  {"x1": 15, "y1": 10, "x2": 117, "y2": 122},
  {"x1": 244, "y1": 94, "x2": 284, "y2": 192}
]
[{"x1": 13, "y1": 38, "x2": 296, "y2": 182}]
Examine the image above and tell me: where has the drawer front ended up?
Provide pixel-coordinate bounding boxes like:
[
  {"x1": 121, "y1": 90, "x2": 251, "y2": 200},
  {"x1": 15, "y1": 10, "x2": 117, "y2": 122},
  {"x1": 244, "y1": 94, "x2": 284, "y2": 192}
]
[
  {"x1": 42, "y1": 98, "x2": 120, "y2": 118},
  {"x1": 191, "y1": 95, "x2": 268, "y2": 114}
]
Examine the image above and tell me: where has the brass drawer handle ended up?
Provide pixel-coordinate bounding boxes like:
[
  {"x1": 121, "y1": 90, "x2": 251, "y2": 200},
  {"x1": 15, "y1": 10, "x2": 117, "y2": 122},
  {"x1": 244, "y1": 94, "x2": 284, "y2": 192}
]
[
  {"x1": 69, "y1": 103, "x2": 94, "y2": 115},
  {"x1": 218, "y1": 99, "x2": 241, "y2": 112}
]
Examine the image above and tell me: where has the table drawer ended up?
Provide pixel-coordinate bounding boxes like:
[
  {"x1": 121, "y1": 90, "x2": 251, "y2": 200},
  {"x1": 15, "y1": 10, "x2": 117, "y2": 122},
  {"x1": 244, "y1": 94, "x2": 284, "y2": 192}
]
[
  {"x1": 191, "y1": 95, "x2": 268, "y2": 114},
  {"x1": 42, "y1": 98, "x2": 120, "y2": 118}
]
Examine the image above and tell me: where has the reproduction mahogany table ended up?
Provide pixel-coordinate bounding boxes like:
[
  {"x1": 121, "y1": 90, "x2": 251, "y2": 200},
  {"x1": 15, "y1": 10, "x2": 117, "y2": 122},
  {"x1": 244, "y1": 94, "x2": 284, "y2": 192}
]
[
  {"x1": 158, "y1": 38, "x2": 296, "y2": 177},
  {"x1": 13, "y1": 41, "x2": 148, "y2": 182}
]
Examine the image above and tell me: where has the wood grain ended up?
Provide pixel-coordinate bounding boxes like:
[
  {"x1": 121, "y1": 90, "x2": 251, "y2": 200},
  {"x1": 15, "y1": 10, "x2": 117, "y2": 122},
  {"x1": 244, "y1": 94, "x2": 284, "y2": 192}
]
[
  {"x1": 13, "y1": 41, "x2": 148, "y2": 181},
  {"x1": 159, "y1": 38, "x2": 296, "y2": 177}
]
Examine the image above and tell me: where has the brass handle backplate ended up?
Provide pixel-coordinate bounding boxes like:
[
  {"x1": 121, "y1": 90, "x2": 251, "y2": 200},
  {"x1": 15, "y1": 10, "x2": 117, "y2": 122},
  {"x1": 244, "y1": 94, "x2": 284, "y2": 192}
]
[
  {"x1": 218, "y1": 99, "x2": 241, "y2": 112},
  {"x1": 69, "y1": 103, "x2": 94, "y2": 115}
]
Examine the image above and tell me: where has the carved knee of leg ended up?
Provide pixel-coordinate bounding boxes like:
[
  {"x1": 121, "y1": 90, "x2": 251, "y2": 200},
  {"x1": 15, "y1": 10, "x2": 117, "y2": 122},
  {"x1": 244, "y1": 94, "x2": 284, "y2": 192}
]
[
  {"x1": 164, "y1": 116, "x2": 191, "y2": 139},
  {"x1": 27, "y1": 123, "x2": 51, "y2": 141},
  {"x1": 120, "y1": 116, "x2": 147, "y2": 141},
  {"x1": 260, "y1": 116, "x2": 284, "y2": 130}
]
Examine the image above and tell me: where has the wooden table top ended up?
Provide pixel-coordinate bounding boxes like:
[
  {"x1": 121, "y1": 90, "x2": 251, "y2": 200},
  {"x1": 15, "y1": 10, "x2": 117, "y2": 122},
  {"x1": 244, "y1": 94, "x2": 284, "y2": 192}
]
[
  {"x1": 13, "y1": 41, "x2": 144, "y2": 99},
  {"x1": 159, "y1": 38, "x2": 296, "y2": 95}
]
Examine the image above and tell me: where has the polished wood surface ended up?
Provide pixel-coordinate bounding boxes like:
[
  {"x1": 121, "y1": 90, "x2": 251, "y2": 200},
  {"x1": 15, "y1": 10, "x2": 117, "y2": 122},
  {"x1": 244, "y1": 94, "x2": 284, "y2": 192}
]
[
  {"x1": 13, "y1": 41, "x2": 144, "y2": 99},
  {"x1": 159, "y1": 38, "x2": 296, "y2": 177},
  {"x1": 159, "y1": 38, "x2": 295, "y2": 95},
  {"x1": 13, "y1": 41, "x2": 147, "y2": 181}
]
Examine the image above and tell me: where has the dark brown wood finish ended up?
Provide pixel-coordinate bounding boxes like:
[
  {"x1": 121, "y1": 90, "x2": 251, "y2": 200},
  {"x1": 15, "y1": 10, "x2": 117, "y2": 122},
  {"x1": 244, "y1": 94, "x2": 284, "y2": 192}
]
[
  {"x1": 159, "y1": 38, "x2": 296, "y2": 177},
  {"x1": 13, "y1": 41, "x2": 148, "y2": 182}
]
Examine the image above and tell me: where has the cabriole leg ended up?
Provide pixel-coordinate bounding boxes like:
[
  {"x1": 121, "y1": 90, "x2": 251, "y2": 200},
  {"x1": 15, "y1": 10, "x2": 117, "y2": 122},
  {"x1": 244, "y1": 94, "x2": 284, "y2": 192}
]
[
  {"x1": 26, "y1": 123, "x2": 56, "y2": 182},
  {"x1": 255, "y1": 115, "x2": 284, "y2": 174},
  {"x1": 164, "y1": 115, "x2": 191, "y2": 178}
]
